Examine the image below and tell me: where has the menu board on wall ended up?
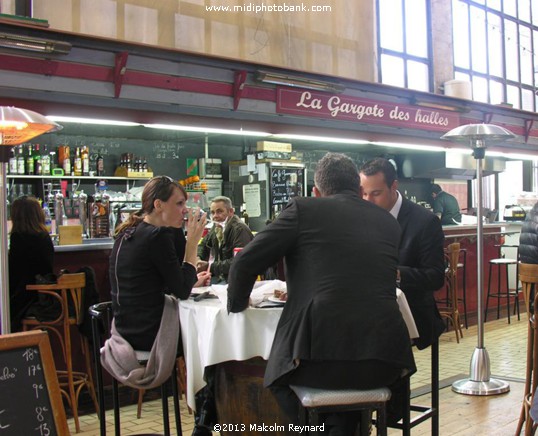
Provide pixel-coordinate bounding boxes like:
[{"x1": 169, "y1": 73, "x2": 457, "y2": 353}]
[
  {"x1": 270, "y1": 167, "x2": 305, "y2": 206},
  {"x1": 0, "y1": 331, "x2": 69, "y2": 435}
]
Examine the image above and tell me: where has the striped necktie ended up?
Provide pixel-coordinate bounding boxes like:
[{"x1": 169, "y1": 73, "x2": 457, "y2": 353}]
[{"x1": 215, "y1": 224, "x2": 224, "y2": 246}]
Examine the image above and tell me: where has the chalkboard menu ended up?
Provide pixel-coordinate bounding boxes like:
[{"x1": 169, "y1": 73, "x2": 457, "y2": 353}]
[
  {"x1": 0, "y1": 331, "x2": 69, "y2": 435},
  {"x1": 270, "y1": 166, "x2": 305, "y2": 206}
]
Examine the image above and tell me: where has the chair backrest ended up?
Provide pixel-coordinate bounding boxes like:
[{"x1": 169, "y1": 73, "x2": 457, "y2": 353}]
[
  {"x1": 88, "y1": 301, "x2": 113, "y2": 340},
  {"x1": 519, "y1": 263, "x2": 538, "y2": 317},
  {"x1": 57, "y1": 273, "x2": 86, "y2": 325},
  {"x1": 445, "y1": 242, "x2": 461, "y2": 295},
  {"x1": 26, "y1": 272, "x2": 86, "y2": 325}
]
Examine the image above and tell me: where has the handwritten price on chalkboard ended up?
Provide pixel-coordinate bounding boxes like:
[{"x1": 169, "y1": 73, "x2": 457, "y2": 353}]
[
  {"x1": 23, "y1": 348, "x2": 39, "y2": 362},
  {"x1": 28, "y1": 364, "x2": 42, "y2": 376},
  {"x1": 33, "y1": 383, "x2": 44, "y2": 399},
  {"x1": 0, "y1": 409, "x2": 10, "y2": 430}
]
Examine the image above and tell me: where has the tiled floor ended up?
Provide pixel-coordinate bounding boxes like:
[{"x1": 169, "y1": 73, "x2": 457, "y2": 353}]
[{"x1": 69, "y1": 313, "x2": 530, "y2": 435}]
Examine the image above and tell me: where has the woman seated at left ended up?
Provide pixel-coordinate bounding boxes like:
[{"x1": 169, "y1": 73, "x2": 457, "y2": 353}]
[
  {"x1": 108, "y1": 175, "x2": 210, "y2": 358},
  {"x1": 8, "y1": 196, "x2": 54, "y2": 332}
]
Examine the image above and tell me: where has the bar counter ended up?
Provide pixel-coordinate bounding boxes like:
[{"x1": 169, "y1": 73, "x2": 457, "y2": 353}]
[{"x1": 442, "y1": 223, "x2": 520, "y2": 324}]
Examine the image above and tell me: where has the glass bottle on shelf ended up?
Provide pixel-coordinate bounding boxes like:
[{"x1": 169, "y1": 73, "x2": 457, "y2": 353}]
[
  {"x1": 33, "y1": 143, "x2": 42, "y2": 175},
  {"x1": 26, "y1": 144, "x2": 34, "y2": 175},
  {"x1": 41, "y1": 145, "x2": 51, "y2": 175},
  {"x1": 96, "y1": 153, "x2": 104, "y2": 176},
  {"x1": 8, "y1": 147, "x2": 17, "y2": 174},
  {"x1": 82, "y1": 146, "x2": 90, "y2": 176},
  {"x1": 142, "y1": 157, "x2": 148, "y2": 173},
  {"x1": 74, "y1": 147, "x2": 82, "y2": 176},
  {"x1": 62, "y1": 146, "x2": 71, "y2": 175},
  {"x1": 17, "y1": 145, "x2": 25, "y2": 175}
]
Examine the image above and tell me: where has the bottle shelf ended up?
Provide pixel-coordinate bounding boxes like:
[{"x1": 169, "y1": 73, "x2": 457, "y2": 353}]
[{"x1": 6, "y1": 175, "x2": 150, "y2": 181}]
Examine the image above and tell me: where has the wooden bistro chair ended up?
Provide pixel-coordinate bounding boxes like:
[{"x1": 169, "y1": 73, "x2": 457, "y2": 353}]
[
  {"x1": 438, "y1": 242, "x2": 464, "y2": 343},
  {"x1": 22, "y1": 272, "x2": 98, "y2": 433},
  {"x1": 516, "y1": 263, "x2": 538, "y2": 436}
]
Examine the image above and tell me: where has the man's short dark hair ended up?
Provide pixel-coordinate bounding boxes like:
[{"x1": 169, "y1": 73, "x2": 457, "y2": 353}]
[
  {"x1": 431, "y1": 184, "x2": 442, "y2": 194},
  {"x1": 314, "y1": 152, "x2": 359, "y2": 196},
  {"x1": 359, "y1": 158, "x2": 397, "y2": 188}
]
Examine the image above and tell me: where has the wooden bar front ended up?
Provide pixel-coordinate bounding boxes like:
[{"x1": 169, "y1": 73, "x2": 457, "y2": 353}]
[{"x1": 215, "y1": 358, "x2": 294, "y2": 436}]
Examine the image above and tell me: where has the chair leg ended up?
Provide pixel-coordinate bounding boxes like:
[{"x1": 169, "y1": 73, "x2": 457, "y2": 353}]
[
  {"x1": 161, "y1": 382, "x2": 171, "y2": 436},
  {"x1": 112, "y1": 378, "x2": 121, "y2": 436},
  {"x1": 401, "y1": 377, "x2": 411, "y2": 436},
  {"x1": 91, "y1": 318, "x2": 107, "y2": 436},
  {"x1": 171, "y1": 364, "x2": 183, "y2": 436},
  {"x1": 82, "y1": 337, "x2": 99, "y2": 414},
  {"x1": 485, "y1": 264, "x2": 493, "y2": 322},
  {"x1": 497, "y1": 265, "x2": 502, "y2": 320},
  {"x1": 462, "y1": 254, "x2": 468, "y2": 329},
  {"x1": 431, "y1": 340, "x2": 440, "y2": 436},
  {"x1": 377, "y1": 405, "x2": 388, "y2": 436},
  {"x1": 506, "y1": 265, "x2": 511, "y2": 324},
  {"x1": 359, "y1": 410, "x2": 370, "y2": 435},
  {"x1": 136, "y1": 389, "x2": 145, "y2": 419}
]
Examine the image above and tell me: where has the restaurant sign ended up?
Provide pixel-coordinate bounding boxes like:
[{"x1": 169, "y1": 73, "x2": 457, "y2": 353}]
[{"x1": 276, "y1": 87, "x2": 460, "y2": 132}]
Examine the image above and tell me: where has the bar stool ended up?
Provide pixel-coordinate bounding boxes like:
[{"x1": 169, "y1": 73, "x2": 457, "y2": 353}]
[
  {"x1": 22, "y1": 272, "x2": 98, "y2": 433},
  {"x1": 457, "y1": 248, "x2": 468, "y2": 328},
  {"x1": 290, "y1": 384, "x2": 391, "y2": 435},
  {"x1": 516, "y1": 263, "x2": 538, "y2": 436},
  {"x1": 485, "y1": 244, "x2": 520, "y2": 323},
  {"x1": 438, "y1": 242, "x2": 463, "y2": 343},
  {"x1": 89, "y1": 301, "x2": 183, "y2": 436},
  {"x1": 389, "y1": 341, "x2": 439, "y2": 436},
  {"x1": 136, "y1": 356, "x2": 191, "y2": 418}
]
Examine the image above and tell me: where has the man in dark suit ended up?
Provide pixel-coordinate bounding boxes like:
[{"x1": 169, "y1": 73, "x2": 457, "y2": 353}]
[
  {"x1": 227, "y1": 152, "x2": 416, "y2": 434},
  {"x1": 359, "y1": 158, "x2": 446, "y2": 350}
]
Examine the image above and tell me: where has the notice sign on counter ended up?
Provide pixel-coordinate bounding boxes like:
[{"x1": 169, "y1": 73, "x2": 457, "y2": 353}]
[
  {"x1": 243, "y1": 184, "x2": 261, "y2": 217},
  {"x1": 0, "y1": 331, "x2": 68, "y2": 435}
]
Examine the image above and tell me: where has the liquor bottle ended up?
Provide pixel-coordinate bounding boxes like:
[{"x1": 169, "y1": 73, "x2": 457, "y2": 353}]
[
  {"x1": 17, "y1": 145, "x2": 25, "y2": 175},
  {"x1": 41, "y1": 145, "x2": 51, "y2": 175},
  {"x1": 96, "y1": 153, "x2": 104, "y2": 176},
  {"x1": 33, "y1": 143, "x2": 42, "y2": 175},
  {"x1": 8, "y1": 147, "x2": 17, "y2": 175},
  {"x1": 62, "y1": 146, "x2": 71, "y2": 175},
  {"x1": 82, "y1": 146, "x2": 90, "y2": 176},
  {"x1": 26, "y1": 144, "x2": 34, "y2": 175},
  {"x1": 74, "y1": 147, "x2": 82, "y2": 176},
  {"x1": 48, "y1": 148, "x2": 57, "y2": 173},
  {"x1": 142, "y1": 157, "x2": 148, "y2": 173}
]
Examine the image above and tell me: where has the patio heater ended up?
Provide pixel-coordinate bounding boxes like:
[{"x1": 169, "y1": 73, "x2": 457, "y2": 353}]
[
  {"x1": 441, "y1": 123, "x2": 514, "y2": 396},
  {"x1": 0, "y1": 106, "x2": 62, "y2": 334}
]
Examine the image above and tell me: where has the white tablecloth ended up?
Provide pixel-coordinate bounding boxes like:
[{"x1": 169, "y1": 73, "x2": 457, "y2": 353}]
[{"x1": 179, "y1": 285, "x2": 418, "y2": 411}]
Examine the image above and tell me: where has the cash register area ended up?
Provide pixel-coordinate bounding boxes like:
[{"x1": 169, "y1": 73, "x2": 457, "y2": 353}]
[{"x1": 68, "y1": 314, "x2": 526, "y2": 436}]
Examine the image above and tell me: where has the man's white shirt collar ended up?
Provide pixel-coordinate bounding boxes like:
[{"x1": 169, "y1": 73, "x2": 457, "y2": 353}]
[{"x1": 390, "y1": 191, "x2": 403, "y2": 219}]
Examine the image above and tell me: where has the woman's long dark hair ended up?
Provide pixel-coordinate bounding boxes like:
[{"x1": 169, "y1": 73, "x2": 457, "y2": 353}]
[
  {"x1": 114, "y1": 175, "x2": 187, "y2": 237},
  {"x1": 10, "y1": 196, "x2": 49, "y2": 235}
]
